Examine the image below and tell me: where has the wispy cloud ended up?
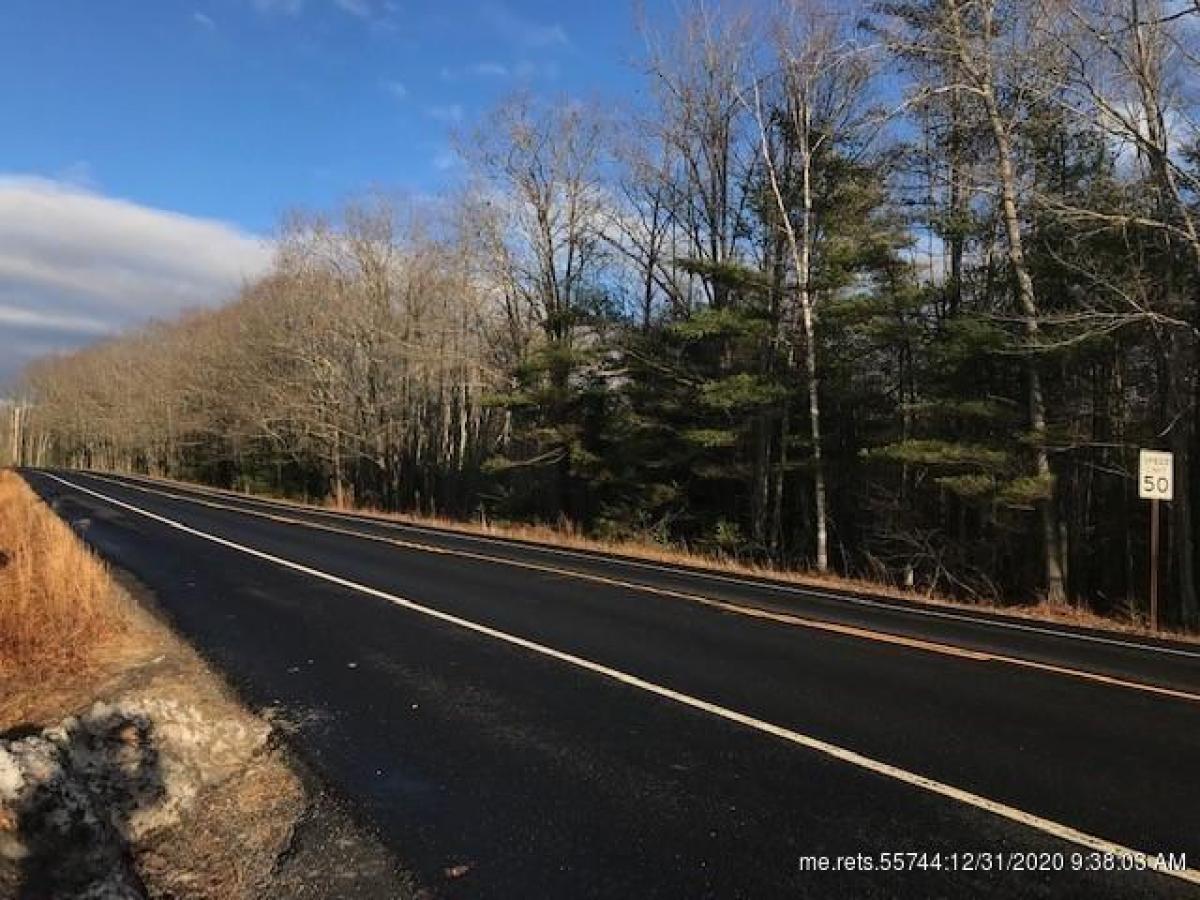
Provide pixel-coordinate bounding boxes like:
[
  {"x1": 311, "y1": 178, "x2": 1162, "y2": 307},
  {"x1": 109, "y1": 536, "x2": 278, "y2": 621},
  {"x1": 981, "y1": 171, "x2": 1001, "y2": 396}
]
[
  {"x1": 432, "y1": 148, "x2": 460, "y2": 172},
  {"x1": 427, "y1": 104, "x2": 464, "y2": 124},
  {"x1": 333, "y1": 0, "x2": 372, "y2": 17},
  {"x1": 0, "y1": 305, "x2": 113, "y2": 336},
  {"x1": 483, "y1": 1, "x2": 568, "y2": 48},
  {"x1": 251, "y1": 0, "x2": 388, "y2": 19},
  {"x1": 382, "y1": 80, "x2": 408, "y2": 100},
  {"x1": 56, "y1": 161, "x2": 97, "y2": 189},
  {"x1": 442, "y1": 61, "x2": 510, "y2": 80},
  {"x1": 472, "y1": 61, "x2": 510, "y2": 77},
  {"x1": 441, "y1": 59, "x2": 559, "y2": 82},
  {"x1": 192, "y1": 10, "x2": 217, "y2": 29},
  {"x1": 248, "y1": 0, "x2": 400, "y2": 25},
  {"x1": 513, "y1": 59, "x2": 560, "y2": 81},
  {"x1": 0, "y1": 176, "x2": 271, "y2": 382},
  {"x1": 251, "y1": 0, "x2": 303, "y2": 14}
]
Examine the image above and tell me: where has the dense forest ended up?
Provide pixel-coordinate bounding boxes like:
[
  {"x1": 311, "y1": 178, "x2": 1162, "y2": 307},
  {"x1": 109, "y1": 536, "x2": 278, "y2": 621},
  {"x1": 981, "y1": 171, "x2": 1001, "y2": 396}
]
[{"x1": 6, "y1": 0, "x2": 1200, "y2": 628}]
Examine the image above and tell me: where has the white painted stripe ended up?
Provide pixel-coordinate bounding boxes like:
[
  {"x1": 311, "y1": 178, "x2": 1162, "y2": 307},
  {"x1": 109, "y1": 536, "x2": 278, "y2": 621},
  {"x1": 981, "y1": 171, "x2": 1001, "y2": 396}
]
[
  {"x1": 74, "y1": 471, "x2": 1200, "y2": 704},
  {"x1": 93, "y1": 469, "x2": 1200, "y2": 661},
  {"x1": 41, "y1": 471, "x2": 1199, "y2": 885}
]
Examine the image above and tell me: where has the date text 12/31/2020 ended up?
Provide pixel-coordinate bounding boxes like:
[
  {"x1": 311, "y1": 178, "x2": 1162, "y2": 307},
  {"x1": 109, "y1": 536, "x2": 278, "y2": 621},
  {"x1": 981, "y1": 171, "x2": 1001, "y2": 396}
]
[{"x1": 796, "y1": 851, "x2": 1189, "y2": 875}]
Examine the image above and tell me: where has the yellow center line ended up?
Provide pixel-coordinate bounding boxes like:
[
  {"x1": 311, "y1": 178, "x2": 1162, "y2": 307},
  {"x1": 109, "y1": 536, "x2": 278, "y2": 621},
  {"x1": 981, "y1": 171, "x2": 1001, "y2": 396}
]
[{"x1": 84, "y1": 471, "x2": 1200, "y2": 705}]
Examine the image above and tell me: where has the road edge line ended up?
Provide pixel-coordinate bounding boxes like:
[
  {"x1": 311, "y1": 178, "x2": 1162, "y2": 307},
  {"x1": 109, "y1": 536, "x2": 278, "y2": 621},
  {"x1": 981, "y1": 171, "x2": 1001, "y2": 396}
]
[
  {"x1": 78, "y1": 470, "x2": 1200, "y2": 705},
  {"x1": 38, "y1": 471, "x2": 1200, "y2": 887},
  {"x1": 95, "y1": 468, "x2": 1200, "y2": 661}
]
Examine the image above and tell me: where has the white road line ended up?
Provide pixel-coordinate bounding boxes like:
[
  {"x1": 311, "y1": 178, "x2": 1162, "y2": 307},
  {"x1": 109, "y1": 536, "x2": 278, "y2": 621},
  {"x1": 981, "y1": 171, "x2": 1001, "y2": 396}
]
[
  {"x1": 42, "y1": 471, "x2": 1200, "y2": 885},
  {"x1": 73, "y1": 470, "x2": 1200, "y2": 704},
  {"x1": 91, "y1": 469, "x2": 1200, "y2": 661}
]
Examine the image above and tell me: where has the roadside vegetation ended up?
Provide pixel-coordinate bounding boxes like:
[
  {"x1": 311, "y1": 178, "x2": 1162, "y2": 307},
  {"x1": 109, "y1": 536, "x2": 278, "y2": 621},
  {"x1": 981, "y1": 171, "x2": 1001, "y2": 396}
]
[
  {"x1": 363, "y1": 504, "x2": 1186, "y2": 640},
  {"x1": 0, "y1": 470, "x2": 413, "y2": 897},
  {"x1": 4, "y1": 0, "x2": 1200, "y2": 632},
  {"x1": 0, "y1": 470, "x2": 126, "y2": 680},
  {"x1": 140, "y1": 471, "x2": 1192, "y2": 641}
]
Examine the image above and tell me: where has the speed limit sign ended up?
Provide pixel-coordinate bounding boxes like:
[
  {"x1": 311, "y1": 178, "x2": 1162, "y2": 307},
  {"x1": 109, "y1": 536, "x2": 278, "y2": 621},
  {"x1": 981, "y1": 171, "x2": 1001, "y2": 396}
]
[
  {"x1": 1139, "y1": 449, "x2": 1173, "y2": 631},
  {"x1": 1139, "y1": 450, "x2": 1174, "y2": 501}
]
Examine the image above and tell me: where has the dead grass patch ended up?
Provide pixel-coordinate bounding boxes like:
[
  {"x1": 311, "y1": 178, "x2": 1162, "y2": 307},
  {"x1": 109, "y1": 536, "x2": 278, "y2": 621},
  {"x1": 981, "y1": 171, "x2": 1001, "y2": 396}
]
[
  {"x1": 0, "y1": 470, "x2": 128, "y2": 680},
  {"x1": 118, "y1": 470, "x2": 1200, "y2": 643},
  {"x1": 357, "y1": 508, "x2": 1195, "y2": 641}
]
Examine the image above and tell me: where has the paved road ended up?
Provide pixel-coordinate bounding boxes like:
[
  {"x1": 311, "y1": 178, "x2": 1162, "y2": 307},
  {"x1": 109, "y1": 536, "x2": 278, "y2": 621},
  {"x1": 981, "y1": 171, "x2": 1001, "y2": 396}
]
[{"x1": 22, "y1": 468, "x2": 1200, "y2": 898}]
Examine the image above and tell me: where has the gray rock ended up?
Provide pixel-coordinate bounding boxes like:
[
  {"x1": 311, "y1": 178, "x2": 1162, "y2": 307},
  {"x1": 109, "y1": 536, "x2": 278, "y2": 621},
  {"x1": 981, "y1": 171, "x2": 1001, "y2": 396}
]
[{"x1": 0, "y1": 697, "x2": 270, "y2": 899}]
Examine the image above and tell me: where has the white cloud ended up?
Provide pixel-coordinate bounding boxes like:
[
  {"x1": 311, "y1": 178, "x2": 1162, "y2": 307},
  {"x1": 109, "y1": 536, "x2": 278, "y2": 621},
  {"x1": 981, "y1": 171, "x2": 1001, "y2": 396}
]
[
  {"x1": 1096, "y1": 101, "x2": 1193, "y2": 177},
  {"x1": 252, "y1": 0, "x2": 388, "y2": 18},
  {"x1": 442, "y1": 61, "x2": 510, "y2": 81},
  {"x1": 192, "y1": 11, "x2": 217, "y2": 29},
  {"x1": 471, "y1": 61, "x2": 510, "y2": 77},
  {"x1": 0, "y1": 305, "x2": 113, "y2": 336},
  {"x1": 513, "y1": 59, "x2": 559, "y2": 81},
  {"x1": 427, "y1": 104, "x2": 464, "y2": 124},
  {"x1": 0, "y1": 176, "x2": 272, "y2": 382},
  {"x1": 483, "y1": 2, "x2": 568, "y2": 48},
  {"x1": 333, "y1": 0, "x2": 372, "y2": 17},
  {"x1": 441, "y1": 59, "x2": 558, "y2": 83},
  {"x1": 383, "y1": 80, "x2": 408, "y2": 100},
  {"x1": 56, "y1": 160, "x2": 97, "y2": 189},
  {"x1": 252, "y1": 0, "x2": 304, "y2": 14},
  {"x1": 432, "y1": 148, "x2": 460, "y2": 172}
]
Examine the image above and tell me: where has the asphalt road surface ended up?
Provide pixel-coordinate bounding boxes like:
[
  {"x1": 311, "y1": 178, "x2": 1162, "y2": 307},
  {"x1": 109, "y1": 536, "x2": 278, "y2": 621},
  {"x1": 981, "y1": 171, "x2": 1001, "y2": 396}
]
[{"x1": 21, "y1": 468, "x2": 1200, "y2": 898}]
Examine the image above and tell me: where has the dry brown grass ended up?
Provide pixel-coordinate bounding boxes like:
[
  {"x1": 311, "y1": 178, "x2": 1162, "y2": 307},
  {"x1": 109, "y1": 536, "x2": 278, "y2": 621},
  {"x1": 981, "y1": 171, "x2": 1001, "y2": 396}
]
[
  {"x1": 0, "y1": 470, "x2": 127, "y2": 678},
  {"x1": 290, "y1": 492, "x2": 1195, "y2": 641},
  {"x1": 121, "y1": 470, "x2": 1199, "y2": 643},
  {"x1": 310, "y1": 497, "x2": 1195, "y2": 643}
]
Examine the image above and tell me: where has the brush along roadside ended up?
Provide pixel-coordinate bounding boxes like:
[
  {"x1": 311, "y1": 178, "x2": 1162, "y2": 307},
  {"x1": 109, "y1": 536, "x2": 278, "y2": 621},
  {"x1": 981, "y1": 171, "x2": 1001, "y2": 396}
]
[
  {"x1": 127, "y1": 469, "x2": 1193, "y2": 642},
  {"x1": 0, "y1": 471, "x2": 413, "y2": 899}
]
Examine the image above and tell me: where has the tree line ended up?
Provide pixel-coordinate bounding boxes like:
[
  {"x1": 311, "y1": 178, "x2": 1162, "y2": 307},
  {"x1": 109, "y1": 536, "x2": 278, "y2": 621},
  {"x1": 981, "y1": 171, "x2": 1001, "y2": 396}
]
[{"x1": 8, "y1": 0, "x2": 1200, "y2": 628}]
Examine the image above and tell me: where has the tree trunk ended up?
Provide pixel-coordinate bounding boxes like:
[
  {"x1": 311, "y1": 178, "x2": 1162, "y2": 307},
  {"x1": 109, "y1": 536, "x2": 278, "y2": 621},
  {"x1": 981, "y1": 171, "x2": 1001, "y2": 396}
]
[
  {"x1": 975, "y1": 61, "x2": 1066, "y2": 605},
  {"x1": 801, "y1": 300, "x2": 829, "y2": 571},
  {"x1": 751, "y1": 81, "x2": 830, "y2": 572}
]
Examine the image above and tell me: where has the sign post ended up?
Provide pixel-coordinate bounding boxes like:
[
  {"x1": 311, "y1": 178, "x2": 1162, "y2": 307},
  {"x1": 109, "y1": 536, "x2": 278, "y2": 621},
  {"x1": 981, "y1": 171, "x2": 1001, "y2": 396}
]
[{"x1": 1138, "y1": 449, "x2": 1174, "y2": 631}]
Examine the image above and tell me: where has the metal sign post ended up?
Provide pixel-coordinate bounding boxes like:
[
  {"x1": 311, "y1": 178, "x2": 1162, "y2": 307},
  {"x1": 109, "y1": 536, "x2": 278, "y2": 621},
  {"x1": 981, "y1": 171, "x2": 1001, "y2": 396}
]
[
  {"x1": 1150, "y1": 498, "x2": 1160, "y2": 631},
  {"x1": 1138, "y1": 449, "x2": 1174, "y2": 631}
]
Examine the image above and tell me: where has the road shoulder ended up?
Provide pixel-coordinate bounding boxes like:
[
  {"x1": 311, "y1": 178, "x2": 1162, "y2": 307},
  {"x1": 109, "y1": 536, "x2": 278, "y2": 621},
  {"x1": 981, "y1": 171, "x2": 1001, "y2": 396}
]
[{"x1": 1, "y1": 566, "x2": 416, "y2": 899}]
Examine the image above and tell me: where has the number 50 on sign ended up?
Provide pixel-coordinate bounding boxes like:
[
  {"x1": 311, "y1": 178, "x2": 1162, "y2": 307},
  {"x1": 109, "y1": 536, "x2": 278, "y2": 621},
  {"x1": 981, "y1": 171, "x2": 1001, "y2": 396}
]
[{"x1": 1139, "y1": 450, "x2": 1174, "y2": 501}]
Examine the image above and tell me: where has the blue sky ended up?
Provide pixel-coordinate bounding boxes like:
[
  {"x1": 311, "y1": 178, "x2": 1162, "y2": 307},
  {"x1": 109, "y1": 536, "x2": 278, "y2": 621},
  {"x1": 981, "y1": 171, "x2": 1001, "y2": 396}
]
[
  {"x1": 2, "y1": 0, "x2": 650, "y2": 230},
  {"x1": 0, "y1": 0, "x2": 660, "y2": 382}
]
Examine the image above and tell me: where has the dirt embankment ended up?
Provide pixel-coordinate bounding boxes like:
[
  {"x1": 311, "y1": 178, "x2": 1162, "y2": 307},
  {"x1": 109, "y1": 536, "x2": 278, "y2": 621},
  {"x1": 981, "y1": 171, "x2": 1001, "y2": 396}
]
[{"x1": 0, "y1": 473, "x2": 415, "y2": 899}]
